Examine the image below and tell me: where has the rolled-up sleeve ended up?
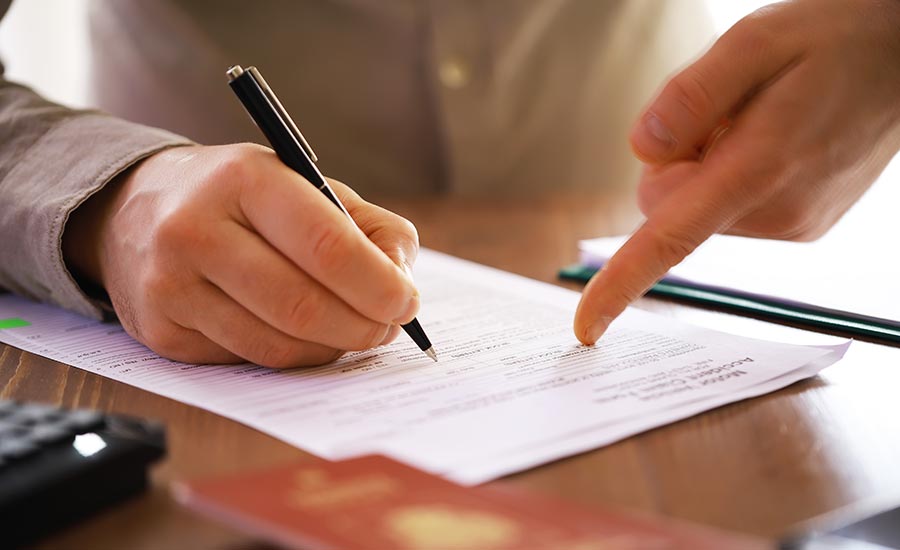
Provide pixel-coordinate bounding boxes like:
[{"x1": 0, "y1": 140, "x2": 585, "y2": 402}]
[{"x1": 0, "y1": 31, "x2": 193, "y2": 318}]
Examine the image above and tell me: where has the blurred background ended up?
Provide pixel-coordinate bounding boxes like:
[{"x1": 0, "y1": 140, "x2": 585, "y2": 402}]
[
  {"x1": 2, "y1": 0, "x2": 896, "y2": 231},
  {"x1": 0, "y1": 1, "x2": 771, "y2": 110}
]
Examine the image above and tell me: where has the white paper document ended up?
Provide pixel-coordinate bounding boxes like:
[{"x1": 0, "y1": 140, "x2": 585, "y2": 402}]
[
  {"x1": 0, "y1": 250, "x2": 848, "y2": 484},
  {"x1": 579, "y1": 234, "x2": 900, "y2": 321}
]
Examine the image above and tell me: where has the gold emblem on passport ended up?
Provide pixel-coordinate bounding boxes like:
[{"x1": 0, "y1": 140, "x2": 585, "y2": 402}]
[
  {"x1": 384, "y1": 505, "x2": 520, "y2": 549},
  {"x1": 288, "y1": 469, "x2": 400, "y2": 510}
]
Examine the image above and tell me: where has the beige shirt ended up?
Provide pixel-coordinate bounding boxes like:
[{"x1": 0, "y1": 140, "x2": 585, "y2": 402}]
[
  {"x1": 0, "y1": 0, "x2": 713, "y2": 317},
  {"x1": 89, "y1": 0, "x2": 713, "y2": 196}
]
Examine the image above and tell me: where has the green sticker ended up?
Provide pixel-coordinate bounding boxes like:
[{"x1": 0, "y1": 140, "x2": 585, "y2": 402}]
[{"x1": 0, "y1": 318, "x2": 30, "y2": 329}]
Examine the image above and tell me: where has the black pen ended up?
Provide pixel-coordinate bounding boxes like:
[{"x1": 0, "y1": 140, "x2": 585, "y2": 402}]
[
  {"x1": 559, "y1": 264, "x2": 900, "y2": 346},
  {"x1": 226, "y1": 65, "x2": 437, "y2": 362}
]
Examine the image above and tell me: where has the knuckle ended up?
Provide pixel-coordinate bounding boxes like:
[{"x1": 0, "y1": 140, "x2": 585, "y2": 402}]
[
  {"x1": 589, "y1": 267, "x2": 646, "y2": 314},
  {"x1": 354, "y1": 323, "x2": 390, "y2": 351},
  {"x1": 379, "y1": 325, "x2": 402, "y2": 347},
  {"x1": 360, "y1": 204, "x2": 419, "y2": 247},
  {"x1": 256, "y1": 343, "x2": 345, "y2": 369},
  {"x1": 140, "y1": 322, "x2": 184, "y2": 359},
  {"x1": 279, "y1": 291, "x2": 321, "y2": 335},
  {"x1": 724, "y1": 169, "x2": 765, "y2": 206},
  {"x1": 152, "y1": 211, "x2": 185, "y2": 247},
  {"x1": 656, "y1": 238, "x2": 695, "y2": 270},
  {"x1": 729, "y1": 10, "x2": 779, "y2": 56},
  {"x1": 216, "y1": 143, "x2": 261, "y2": 178},
  {"x1": 764, "y1": 204, "x2": 819, "y2": 241},
  {"x1": 215, "y1": 152, "x2": 248, "y2": 182},
  {"x1": 646, "y1": 222, "x2": 701, "y2": 268},
  {"x1": 606, "y1": 284, "x2": 643, "y2": 313},
  {"x1": 301, "y1": 348, "x2": 345, "y2": 368},
  {"x1": 328, "y1": 177, "x2": 359, "y2": 201},
  {"x1": 325, "y1": 348, "x2": 346, "y2": 364},
  {"x1": 636, "y1": 180, "x2": 662, "y2": 216},
  {"x1": 141, "y1": 265, "x2": 180, "y2": 299},
  {"x1": 366, "y1": 215, "x2": 420, "y2": 269},
  {"x1": 154, "y1": 209, "x2": 215, "y2": 254},
  {"x1": 252, "y1": 340, "x2": 297, "y2": 369},
  {"x1": 309, "y1": 224, "x2": 353, "y2": 274},
  {"x1": 727, "y1": 144, "x2": 793, "y2": 206},
  {"x1": 665, "y1": 66, "x2": 717, "y2": 123},
  {"x1": 396, "y1": 216, "x2": 420, "y2": 247},
  {"x1": 373, "y1": 280, "x2": 412, "y2": 323},
  {"x1": 211, "y1": 143, "x2": 271, "y2": 197}
]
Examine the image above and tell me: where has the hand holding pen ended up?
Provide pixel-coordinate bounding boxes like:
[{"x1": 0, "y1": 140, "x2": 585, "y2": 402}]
[
  {"x1": 227, "y1": 65, "x2": 437, "y2": 362},
  {"x1": 63, "y1": 100, "x2": 432, "y2": 368}
]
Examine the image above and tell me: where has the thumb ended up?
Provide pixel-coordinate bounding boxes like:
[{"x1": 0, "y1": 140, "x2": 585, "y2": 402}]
[{"x1": 630, "y1": 14, "x2": 793, "y2": 163}]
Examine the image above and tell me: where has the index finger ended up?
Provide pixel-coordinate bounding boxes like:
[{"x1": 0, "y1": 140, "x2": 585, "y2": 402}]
[
  {"x1": 329, "y1": 179, "x2": 420, "y2": 278},
  {"x1": 573, "y1": 134, "x2": 775, "y2": 345},
  {"x1": 237, "y1": 155, "x2": 419, "y2": 326}
]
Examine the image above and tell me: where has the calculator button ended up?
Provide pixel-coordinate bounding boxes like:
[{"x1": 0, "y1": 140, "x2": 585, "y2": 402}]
[
  {"x1": 0, "y1": 400, "x2": 18, "y2": 417},
  {"x1": 28, "y1": 424, "x2": 73, "y2": 444},
  {"x1": 9, "y1": 403, "x2": 62, "y2": 424},
  {"x1": 0, "y1": 421, "x2": 28, "y2": 439},
  {"x1": 0, "y1": 438, "x2": 39, "y2": 459},
  {"x1": 60, "y1": 410, "x2": 105, "y2": 432}
]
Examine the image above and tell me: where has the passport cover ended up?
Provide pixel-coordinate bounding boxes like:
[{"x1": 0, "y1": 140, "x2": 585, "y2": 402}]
[{"x1": 174, "y1": 455, "x2": 769, "y2": 549}]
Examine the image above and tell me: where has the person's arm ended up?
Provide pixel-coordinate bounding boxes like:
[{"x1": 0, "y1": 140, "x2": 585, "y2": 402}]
[
  {"x1": 0, "y1": 60, "x2": 194, "y2": 319},
  {"x1": 62, "y1": 143, "x2": 421, "y2": 368},
  {"x1": 0, "y1": 6, "x2": 420, "y2": 368},
  {"x1": 574, "y1": 0, "x2": 900, "y2": 343}
]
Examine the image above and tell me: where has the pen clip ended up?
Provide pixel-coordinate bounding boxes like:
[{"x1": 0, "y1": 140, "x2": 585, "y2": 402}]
[{"x1": 247, "y1": 66, "x2": 319, "y2": 163}]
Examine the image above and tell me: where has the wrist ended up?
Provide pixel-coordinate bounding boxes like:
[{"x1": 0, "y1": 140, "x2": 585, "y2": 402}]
[{"x1": 62, "y1": 157, "x2": 147, "y2": 293}]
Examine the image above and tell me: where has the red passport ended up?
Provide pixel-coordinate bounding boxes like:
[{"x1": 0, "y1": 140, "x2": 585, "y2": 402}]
[{"x1": 173, "y1": 455, "x2": 769, "y2": 550}]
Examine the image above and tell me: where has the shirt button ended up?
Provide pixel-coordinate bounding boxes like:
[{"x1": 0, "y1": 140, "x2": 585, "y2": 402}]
[{"x1": 438, "y1": 58, "x2": 470, "y2": 89}]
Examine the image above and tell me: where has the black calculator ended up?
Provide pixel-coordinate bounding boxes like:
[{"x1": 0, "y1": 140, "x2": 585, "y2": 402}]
[{"x1": 0, "y1": 399, "x2": 166, "y2": 546}]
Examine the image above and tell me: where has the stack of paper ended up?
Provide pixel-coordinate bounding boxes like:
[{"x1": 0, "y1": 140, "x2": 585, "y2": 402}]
[
  {"x1": 0, "y1": 251, "x2": 847, "y2": 485},
  {"x1": 579, "y1": 233, "x2": 899, "y2": 323}
]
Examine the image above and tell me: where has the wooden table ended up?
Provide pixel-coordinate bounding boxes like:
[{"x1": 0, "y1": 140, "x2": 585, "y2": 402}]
[{"x1": 3, "y1": 193, "x2": 900, "y2": 549}]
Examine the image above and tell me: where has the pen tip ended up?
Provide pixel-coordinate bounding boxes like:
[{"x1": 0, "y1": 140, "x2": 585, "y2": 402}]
[{"x1": 425, "y1": 347, "x2": 438, "y2": 362}]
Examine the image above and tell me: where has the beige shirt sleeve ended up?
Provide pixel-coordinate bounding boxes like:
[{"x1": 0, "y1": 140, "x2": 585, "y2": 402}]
[{"x1": 0, "y1": 1, "x2": 193, "y2": 320}]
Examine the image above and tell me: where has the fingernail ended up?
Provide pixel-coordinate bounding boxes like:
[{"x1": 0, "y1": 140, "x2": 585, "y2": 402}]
[
  {"x1": 583, "y1": 317, "x2": 613, "y2": 346},
  {"x1": 634, "y1": 112, "x2": 676, "y2": 160},
  {"x1": 393, "y1": 291, "x2": 420, "y2": 325}
]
